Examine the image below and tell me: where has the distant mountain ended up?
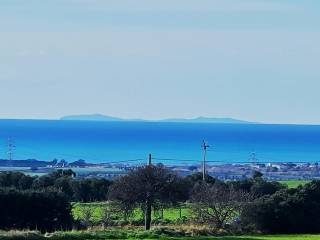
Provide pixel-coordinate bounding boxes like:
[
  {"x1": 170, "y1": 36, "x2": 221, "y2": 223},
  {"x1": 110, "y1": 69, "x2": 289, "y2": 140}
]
[
  {"x1": 61, "y1": 114, "x2": 128, "y2": 122},
  {"x1": 160, "y1": 117, "x2": 255, "y2": 124},
  {"x1": 60, "y1": 114, "x2": 256, "y2": 124}
]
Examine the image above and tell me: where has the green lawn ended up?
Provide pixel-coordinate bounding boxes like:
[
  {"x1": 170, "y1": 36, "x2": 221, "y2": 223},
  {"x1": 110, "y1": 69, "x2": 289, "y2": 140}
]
[
  {"x1": 279, "y1": 180, "x2": 310, "y2": 188},
  {"x1": 72, "y1": 202, "x2": 191, "y2": 223}
]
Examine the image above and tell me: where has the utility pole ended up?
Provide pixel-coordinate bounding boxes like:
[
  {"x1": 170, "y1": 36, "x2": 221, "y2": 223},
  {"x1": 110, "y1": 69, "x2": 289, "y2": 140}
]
[
  {"x1": 202, "y1": 140, "x2": 209, "y2": 181},
  {"x1": 145, "y1": 153, "x2": 152, "y2": 230},
  {"x1": 148, "y1": 153, "x2": 152, "y2": 165},
  {"x1": 7, "y1": 138, "x2": 15, "y2": 161}
]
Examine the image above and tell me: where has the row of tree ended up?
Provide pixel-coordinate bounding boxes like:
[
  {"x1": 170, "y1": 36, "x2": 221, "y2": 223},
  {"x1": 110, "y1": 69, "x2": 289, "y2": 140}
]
[
  {"x1": 2, "y1": 165, "x2": 320, "y2": 233},
  {"x1": 0, "y1": 189, "x2": 72, "y2": 232},
  {"x1": 0, "y1": 170, "x2": 111, "y2": 202},
  {"x1": 242, "y1": 180, "x2": 320, "y2": 233},
  {"x1": 107, "y1": 165, "x2": 283, "y2": 230}
]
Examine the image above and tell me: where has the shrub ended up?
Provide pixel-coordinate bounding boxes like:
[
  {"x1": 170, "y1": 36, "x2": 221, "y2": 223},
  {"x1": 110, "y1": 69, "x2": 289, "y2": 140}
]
[
  {"x1": 0, "y1": 189, "x2": 72, "y2": 232},
  {"x1": 241, "y1": 180, "x2": 320, "y2": 233}
]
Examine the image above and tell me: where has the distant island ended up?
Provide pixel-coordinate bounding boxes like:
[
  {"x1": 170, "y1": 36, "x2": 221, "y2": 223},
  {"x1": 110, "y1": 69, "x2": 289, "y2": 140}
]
[{"x1": 60, "y1": 114, "x2": 256, "y2": 124}]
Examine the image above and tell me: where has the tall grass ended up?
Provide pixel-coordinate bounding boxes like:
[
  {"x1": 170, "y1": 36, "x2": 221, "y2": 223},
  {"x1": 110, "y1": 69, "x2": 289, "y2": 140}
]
[{"x1": 1, "y1": 229, "x2": 320, "y2": 240}]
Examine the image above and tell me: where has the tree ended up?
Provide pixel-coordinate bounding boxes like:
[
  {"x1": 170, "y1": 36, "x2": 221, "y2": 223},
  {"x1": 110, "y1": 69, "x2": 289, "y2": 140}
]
[
  {"x1": 54, "y1": 177, "x2": 74, "y2": 200},
  {"x1": 191, "y1": 182, "x2": 251, "y2": 229},
  {"x1": 0, "y1": 172, "x2": 35, "y2": 190},
  {"x1": 250, "y1": 180, "x2": 284, "y2": 198},
  {"x1": 185, "y1": 172, "x2": 219, "y2": 185},
  {"x1": 49, "y1": 169, "x2": 76, "y2": 179},
  {"x1": 230, "y1": 172, "x2": 284, "y2": 199},
  {"x1": 252, "y1": 171, "x2": 263, "y2": 180},
  {"x1": 241, "y1": 180, "x2": 320, "y2": 233},
  {"x1": 0, "y1": 189, "x2": 72, "y2": 232},
  {"x1": 71, "y1": 180, "x2": 92, "y2": 202},
  {"x1": 108, "y1": 164, "x2": 183, "y2": 230}
]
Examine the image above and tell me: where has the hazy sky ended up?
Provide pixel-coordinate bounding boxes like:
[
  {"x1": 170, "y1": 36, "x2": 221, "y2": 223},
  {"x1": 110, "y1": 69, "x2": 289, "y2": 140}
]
[{"x1": 1, "y1": 0, "x2": 320, "y2": 124}]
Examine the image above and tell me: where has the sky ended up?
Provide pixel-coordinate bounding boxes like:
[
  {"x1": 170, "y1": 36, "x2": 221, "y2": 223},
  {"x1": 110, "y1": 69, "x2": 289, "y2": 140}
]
[{"x1": 0, "y1": 0, "x2": 320, "y2": 124}]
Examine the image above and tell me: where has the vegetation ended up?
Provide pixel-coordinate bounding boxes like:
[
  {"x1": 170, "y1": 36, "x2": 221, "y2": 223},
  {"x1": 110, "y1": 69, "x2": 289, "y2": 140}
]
[
  {"x1": 1, "y1": 167, "x2": 320, "y2": 237},
  {"x1": 108, "y1": 164, "x2": 188, "y2": 230},
  {"x1": 72, "y1": 202, "x2": 191, "y2": 224},
  {"x1": 190, "y1": 182, "x2": 250, "y2": 229},
  {"x1": 279, "y1": 180, "x2": 310, "y2": 189},
  {"x1": 0, "y1": 170, "x2": 112, "y2": 202},
  {"x1": 0, "y1": 230, "x2": 320, "y2": 240},
  {"x1": 0, "y1": 189, "x2": 72, "y2": 232},
  {"x1": 241, "y1": 181, "x2": 320, "y2": 233}
]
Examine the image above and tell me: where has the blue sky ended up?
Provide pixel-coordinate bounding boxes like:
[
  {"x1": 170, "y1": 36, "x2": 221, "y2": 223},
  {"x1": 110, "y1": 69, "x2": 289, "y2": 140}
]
[{"x1": 0, "y1": 0, "x2": 320, "y2": 124}]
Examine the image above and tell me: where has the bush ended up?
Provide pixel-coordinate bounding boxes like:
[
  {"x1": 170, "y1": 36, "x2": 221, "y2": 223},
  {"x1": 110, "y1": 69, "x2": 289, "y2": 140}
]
[
  {"x1": 151, "y1": 227, "x2": 185, "y2": 237},
  {"x1": 241, "y1": 180, "x2": 320, "y2": 233},
  {"x1": 0, "y1": 231, "x2": 45, "y2": 240},
  {"x1": 0, "y1": 189, "x2": 72, "y2": 232}
]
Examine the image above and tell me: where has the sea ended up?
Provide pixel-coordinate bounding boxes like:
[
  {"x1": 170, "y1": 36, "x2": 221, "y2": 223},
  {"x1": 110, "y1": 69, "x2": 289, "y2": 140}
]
[{"x1": 0, "y1": 119, "x2": 320, "y2": 165}]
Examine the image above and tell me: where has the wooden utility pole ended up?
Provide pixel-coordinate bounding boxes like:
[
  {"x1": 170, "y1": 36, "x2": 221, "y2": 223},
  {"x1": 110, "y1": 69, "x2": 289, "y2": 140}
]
[
  {"x1": 145, "y1": 153, "x2": 152, "y2": 230},
  {"x1": 148, "y1": 153, "x2": 152, "y2": 165},
  {"x1": 202, "y1": 140, "x2": 209, "y2": 181}
]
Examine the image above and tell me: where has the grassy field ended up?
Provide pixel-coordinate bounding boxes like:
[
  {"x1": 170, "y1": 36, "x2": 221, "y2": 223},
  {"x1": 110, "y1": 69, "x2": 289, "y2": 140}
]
[
  {"x1": 279, "y1": 180, "x2": 310, "y2": 188},
  {"x1": 73, "y1": 179, "x2": 312, "y2": 224},
  {"x1": 72, "y1": 202, "x2": 191, "y2": 223}
]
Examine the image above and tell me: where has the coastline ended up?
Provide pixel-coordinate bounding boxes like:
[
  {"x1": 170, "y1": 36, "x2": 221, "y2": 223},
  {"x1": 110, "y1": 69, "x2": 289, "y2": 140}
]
[{"x1": 1, "y1": 158, "x2": 319, "y2": 181}]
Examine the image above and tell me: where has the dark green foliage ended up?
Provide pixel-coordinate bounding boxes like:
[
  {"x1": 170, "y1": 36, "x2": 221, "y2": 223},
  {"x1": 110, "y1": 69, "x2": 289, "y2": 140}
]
[
  {"x1": 0, "y1": 189, "x2": 72, "y2": 232},
  {"x1": 250, "y1": 180, "x2": 284, "y2": 198},
  {"x1": 3, "y1": 169, "x2": 320, "y2": 235},
  {"x1": 185, "y1": 172, "x2": 220, "y2": 186},
  {"x1": 231, "y1": 172, "x2": 284, "y2": 198},
  {"x1": 0, "y1": 172, "x2": 35, "y2": 190},
  {"x1": 252, "y1": 171, "x2": 263, "y2": 180},
  {"x1": 241, "y1": 180, "x2": 320, "y2": 233},
  {"x1": 0, "y1": 170, "x2": 111, "y2": 202}
]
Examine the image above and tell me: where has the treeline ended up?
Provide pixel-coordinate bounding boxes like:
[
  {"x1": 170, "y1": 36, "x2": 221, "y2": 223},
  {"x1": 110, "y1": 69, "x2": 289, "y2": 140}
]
[
  {"x1": 1, "y1": 166, "x2": 320, "y2": 234},
  {"x1": 242, "y1": 181, "x2": 320, "y2": 233},
  {"x1": 107, "y1": 165, "x2": 285, "y2": 231},
  {"x1": 0, "y1": 189, "x2": 72, "y2": 232},
  {"x1": 0, "y1": 170, "x2": 111, "y2": 202}
]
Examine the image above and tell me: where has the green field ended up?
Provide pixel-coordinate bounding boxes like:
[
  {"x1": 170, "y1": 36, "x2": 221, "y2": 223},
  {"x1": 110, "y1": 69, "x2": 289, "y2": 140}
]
[
  {"x1": 279, "y1": 180, "x2": 310, "y2": 188},
  {"x1": 73, "y1": 179, "x2": 313, "y2": 223},
  {"x1": 72, "y1": 179, "x2": 311, "y2": 224},
  {"x1": 72, "y1": 202, "x2": 191, "y2": 223}
]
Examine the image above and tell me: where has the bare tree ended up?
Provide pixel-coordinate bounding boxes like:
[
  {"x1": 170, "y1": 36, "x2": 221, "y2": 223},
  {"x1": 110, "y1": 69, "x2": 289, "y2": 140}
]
[
  {"x1": 108, "y1": 164, "x2": 186, "y2": 230},
  {"x1": 191, "y1": 182, "x2": 251, "y2": 229}
]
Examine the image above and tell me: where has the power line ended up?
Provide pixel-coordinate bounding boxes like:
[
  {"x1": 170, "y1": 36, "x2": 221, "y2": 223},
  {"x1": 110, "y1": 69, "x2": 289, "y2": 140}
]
[
  {"x1": 152, "y1": 157, "x2": 199, "y2": 162},
  {"x1": 105, "y1": 158, "x2": 146, "y2": 164}
]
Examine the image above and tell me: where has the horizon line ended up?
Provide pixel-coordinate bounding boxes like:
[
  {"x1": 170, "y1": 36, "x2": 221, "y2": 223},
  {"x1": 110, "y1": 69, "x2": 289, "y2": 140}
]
[{"x1": 0, "y1": 117, "x2": 320, "y2": 126}]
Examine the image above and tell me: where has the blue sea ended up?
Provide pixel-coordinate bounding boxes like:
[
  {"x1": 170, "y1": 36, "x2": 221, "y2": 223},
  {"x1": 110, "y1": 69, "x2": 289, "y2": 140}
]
[{"x1": 0, "y1": 119, "x2": 320, "y2": 165}]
